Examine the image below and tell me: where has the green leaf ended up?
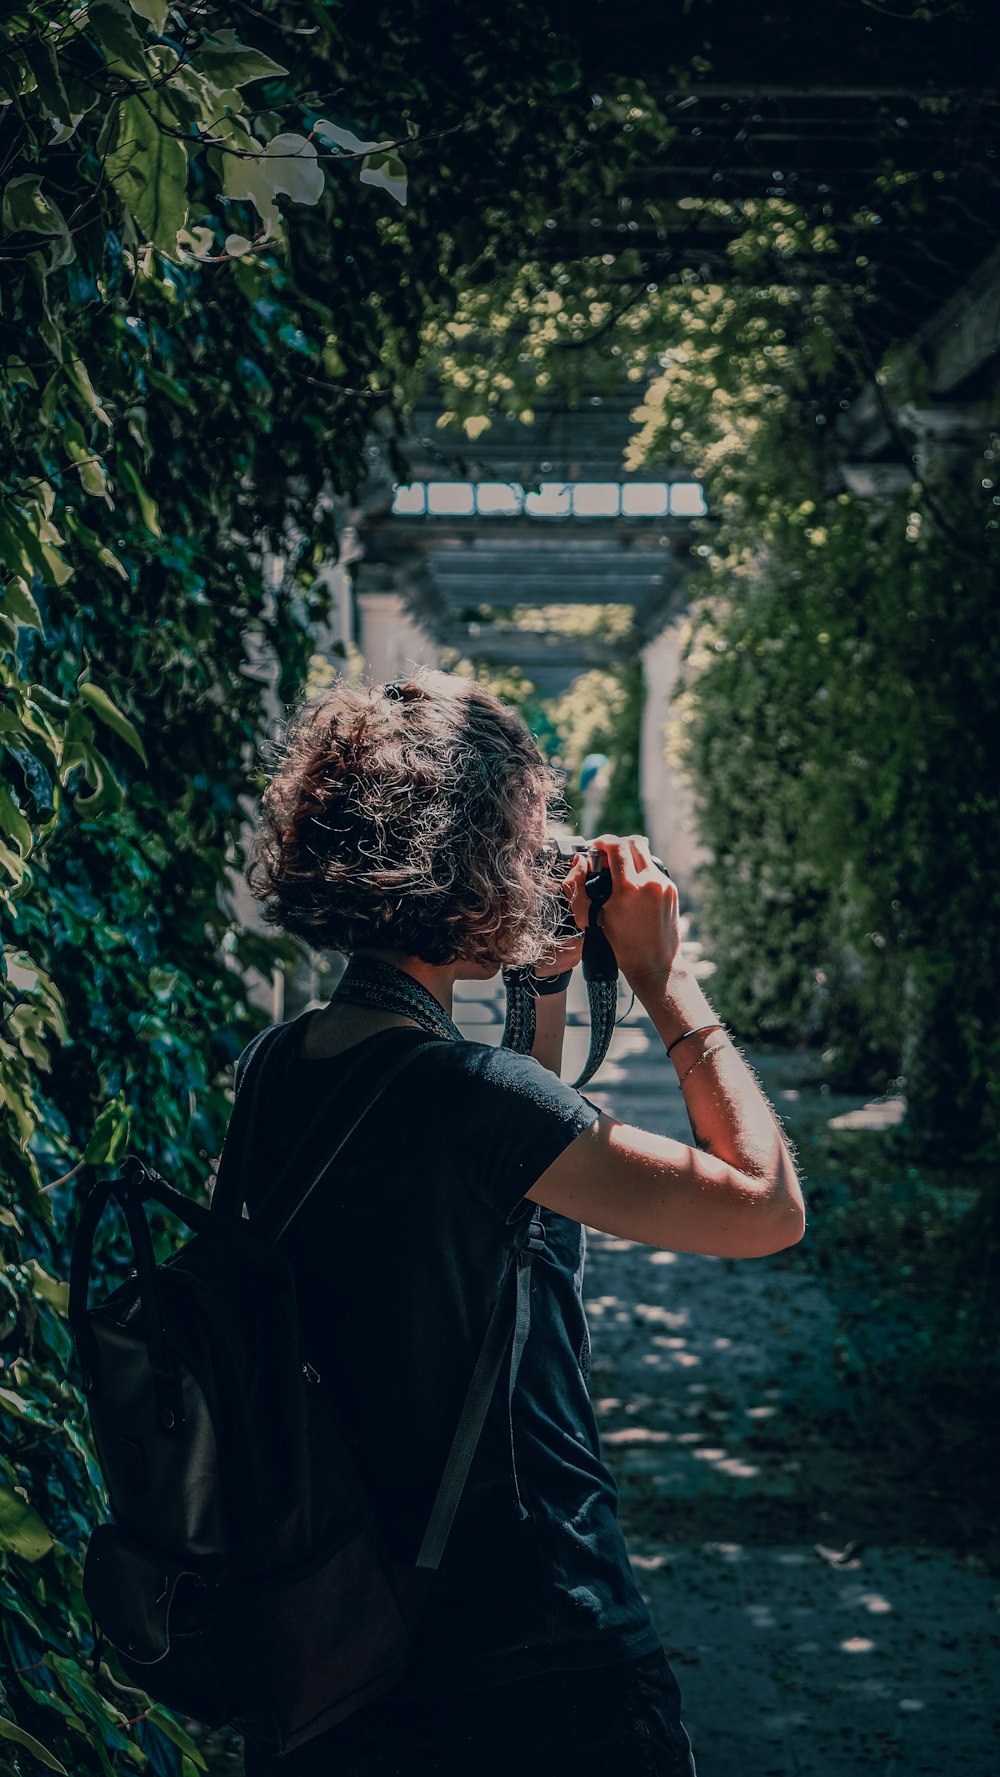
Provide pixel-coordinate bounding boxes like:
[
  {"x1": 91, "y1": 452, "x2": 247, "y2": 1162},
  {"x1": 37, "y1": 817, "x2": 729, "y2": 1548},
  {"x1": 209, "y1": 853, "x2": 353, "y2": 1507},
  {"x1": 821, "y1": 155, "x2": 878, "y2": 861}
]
[
  {"x1": 224, "y1": 132, "x2": 323, "y2": 234},
  {"x1": 116, "y1": 453, "x2": 161, "y2": 537},
  {"x1": 0, "y1": 576, "x2": 44, "y2": 631},
  {"x1": 4, "y1": 354, "x2": 38, "y2": 389},
  {"x1": 313, "y1": 120, "x2": 384, "y2": 156},
  {"x1": 0, "y1": 1714, "x2": 69, "y2": 1775},
  {"x1": 144, "y1": 1708, "x2": 208, "y2": 1770},
  {"x1": 0, "y1": 1484, "x2": 53, "y2": 1562},
  {"x1": 26, "y1": 1259, "x2": 70, "y2": 1317},
  {"x1": 82, "y1": 1095, "x2": 132, "y2": 1165},
  {"x1": 24, "y1": 38, "x2": 74, "y2": 127},
  {"x1": 106, "y1": 93, "x2": 188, "y2": 254},
  {"x1": 1, "y1": 175, "x2": 74, "y2": 266},
  {"x1": 64, "y1": 357, "x2": 112, "y2": 427},
  {"x1": 0, "y1": 837, "x2": 27, "y2": 886},
  {"x1": 191, "y1": 28, "x2": 287, "y2": 87},
  {"x1": 359, "y1": 152, "x2": 407, "y2": 208},
  {"x1": 0, "y1": 783, "x2": 33, "y2": 853},
  {"x1": 89, "y1": 0, "x2": 149, "y2": 75},
  {"x1": 148, "y1": 966, "x2": 180, "y2": 1000},
  {"x1": 76, "y1": 680, "x2": 148, "y2": 765},
  {"x1": 60, "y1": 739, "x2": 125, "y2": 816},
  {"x1": 128, "y1": 0, "x2": 168, "y2": 30},
  {"x1": 63, "y1": 418, "x2": 109, "y2": 498},
  {"x1": 548, "y1": 58, "x2": 581, "y2": 93}
]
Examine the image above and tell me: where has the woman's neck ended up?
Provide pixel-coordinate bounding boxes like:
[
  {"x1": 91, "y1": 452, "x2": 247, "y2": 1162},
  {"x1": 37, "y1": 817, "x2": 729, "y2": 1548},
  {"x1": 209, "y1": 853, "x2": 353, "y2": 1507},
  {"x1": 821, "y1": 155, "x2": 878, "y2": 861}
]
[{"x1": 350, "y1": 949, "x2": 460, "y2": 1018}]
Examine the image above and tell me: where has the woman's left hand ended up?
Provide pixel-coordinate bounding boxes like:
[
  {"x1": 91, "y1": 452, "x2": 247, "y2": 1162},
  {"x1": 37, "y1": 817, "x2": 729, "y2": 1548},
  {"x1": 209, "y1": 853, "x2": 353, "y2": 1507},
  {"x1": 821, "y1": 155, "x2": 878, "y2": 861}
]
[
  {"x1": 532, "y1": 856, "x2": 587, "y2": 980},
  {"x1": 533, "y1": 931, "x2": 585, "y2": 981}
]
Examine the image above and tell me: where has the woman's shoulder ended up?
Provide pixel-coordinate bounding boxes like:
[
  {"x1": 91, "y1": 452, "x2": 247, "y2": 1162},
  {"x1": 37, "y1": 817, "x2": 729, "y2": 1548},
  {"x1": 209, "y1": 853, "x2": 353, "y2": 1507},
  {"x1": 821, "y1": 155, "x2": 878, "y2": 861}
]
[
  {"x1": 430, "y1": 1033, "x2": 591, "y2": 1105},
  {"x1": 420, "y1": 1038, "x2": 600, "y2": 1220}
]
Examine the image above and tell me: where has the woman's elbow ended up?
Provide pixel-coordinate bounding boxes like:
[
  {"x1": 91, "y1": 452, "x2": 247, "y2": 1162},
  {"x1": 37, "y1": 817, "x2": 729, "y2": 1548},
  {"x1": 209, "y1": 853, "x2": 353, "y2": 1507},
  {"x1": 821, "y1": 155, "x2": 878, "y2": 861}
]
[{"x1": 746, "y1": 1194, "x2": 807, "y2": 1257}]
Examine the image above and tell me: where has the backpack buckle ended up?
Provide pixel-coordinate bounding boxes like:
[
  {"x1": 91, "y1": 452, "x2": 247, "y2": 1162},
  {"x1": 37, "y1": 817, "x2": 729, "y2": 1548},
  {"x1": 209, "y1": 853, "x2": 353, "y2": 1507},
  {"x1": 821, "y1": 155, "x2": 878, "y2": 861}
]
[{"x1": 523, "y1": 1215, "x2": 546, "y2": 1255}]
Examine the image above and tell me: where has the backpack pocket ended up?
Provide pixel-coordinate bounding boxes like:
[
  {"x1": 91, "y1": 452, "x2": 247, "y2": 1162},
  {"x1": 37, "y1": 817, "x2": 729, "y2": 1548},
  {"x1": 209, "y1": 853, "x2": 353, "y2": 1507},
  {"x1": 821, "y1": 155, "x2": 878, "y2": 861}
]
[
  {"x1": 83, "y1": 1523, "x2": 229, "y2": 1726},
  {"x1": 231, "y1": 1519, "x2": 412, "y2": 1756}
]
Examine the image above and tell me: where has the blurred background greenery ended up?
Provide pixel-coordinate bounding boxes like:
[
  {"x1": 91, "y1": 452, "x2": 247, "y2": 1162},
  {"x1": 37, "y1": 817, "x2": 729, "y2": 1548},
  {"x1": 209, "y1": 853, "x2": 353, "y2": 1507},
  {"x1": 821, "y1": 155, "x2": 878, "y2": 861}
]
[{"x1": 1, "y1": 1, "x2": 997, "y2": 1770}]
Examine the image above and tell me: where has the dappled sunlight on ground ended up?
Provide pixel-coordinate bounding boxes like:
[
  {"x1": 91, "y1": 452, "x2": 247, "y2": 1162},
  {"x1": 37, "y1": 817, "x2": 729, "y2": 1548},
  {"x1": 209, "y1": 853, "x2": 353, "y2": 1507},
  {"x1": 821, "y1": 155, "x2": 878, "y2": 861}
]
[
  {"x1": 827, "y1": 1096, "x2": 907, "y2": 1132},
  {"x1": 454, "y1": 991, "x2": 998, "y2": 1775}
]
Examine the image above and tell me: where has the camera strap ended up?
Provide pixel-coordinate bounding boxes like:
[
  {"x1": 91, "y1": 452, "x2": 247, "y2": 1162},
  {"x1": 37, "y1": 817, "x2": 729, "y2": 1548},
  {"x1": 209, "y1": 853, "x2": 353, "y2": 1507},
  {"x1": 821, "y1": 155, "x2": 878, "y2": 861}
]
[{"x1": 502, "y1": 931, "x2": 619, "y2": 1089}]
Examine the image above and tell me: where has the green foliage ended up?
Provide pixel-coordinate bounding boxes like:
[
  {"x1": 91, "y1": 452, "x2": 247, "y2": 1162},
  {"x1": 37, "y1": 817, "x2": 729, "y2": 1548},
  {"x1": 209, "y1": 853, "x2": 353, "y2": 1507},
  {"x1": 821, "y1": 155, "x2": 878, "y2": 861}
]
[
  {"x1": 627, "y1": 271, "x2": 999, "y2": 1156},
  {"x1": 1, "y1": 1, "x2": 996, "y2": 1767},
  {"x1": 0, "y1": 9, "x2": 722, "y2": 1768},
  {"x1": 595, "y1": 657, "x2": 645, "y2": 836}
]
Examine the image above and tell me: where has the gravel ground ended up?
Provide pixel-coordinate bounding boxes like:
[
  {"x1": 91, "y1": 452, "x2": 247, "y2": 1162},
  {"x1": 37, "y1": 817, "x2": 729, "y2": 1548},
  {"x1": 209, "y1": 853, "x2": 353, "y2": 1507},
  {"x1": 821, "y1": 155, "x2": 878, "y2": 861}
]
[{"x1": 454, "y1": 967, "x2": 1000, "y2": 1777}]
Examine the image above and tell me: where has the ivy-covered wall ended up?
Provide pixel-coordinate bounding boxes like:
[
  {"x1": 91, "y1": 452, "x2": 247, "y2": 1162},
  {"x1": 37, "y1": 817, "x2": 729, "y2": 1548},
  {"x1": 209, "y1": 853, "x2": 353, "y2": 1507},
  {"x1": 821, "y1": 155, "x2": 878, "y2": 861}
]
[
  {"x1": 623, "y1": 272, "x2": 998, "y2": 1160},
  {"x1": 1, "y1": 1, "x2": 997, "y2": 1770}
]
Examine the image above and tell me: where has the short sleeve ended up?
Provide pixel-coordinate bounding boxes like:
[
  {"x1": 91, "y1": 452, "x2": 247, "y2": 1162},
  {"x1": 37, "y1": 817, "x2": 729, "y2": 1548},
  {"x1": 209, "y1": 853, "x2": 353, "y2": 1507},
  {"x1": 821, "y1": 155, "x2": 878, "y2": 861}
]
[
  {"x1": 233, "y1": 1025, "x2": 278, "y2": 1097},
  {"x1": 434, "y1": 1042, "x2": 601, "y2": 1224}
]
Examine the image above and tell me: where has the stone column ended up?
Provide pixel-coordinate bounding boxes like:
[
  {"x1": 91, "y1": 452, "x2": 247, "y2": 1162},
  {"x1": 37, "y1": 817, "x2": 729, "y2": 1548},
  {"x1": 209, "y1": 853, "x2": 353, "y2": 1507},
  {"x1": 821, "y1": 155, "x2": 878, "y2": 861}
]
[
  {"x1": 354, "y1": 574, "x2": 441, "y2": 681},
  {"x1": 640, "y1": 619, "x2": 711, "y2": 915},
  {"x1": 898, "y1": 402, "x2": 991, "y2": 499}
]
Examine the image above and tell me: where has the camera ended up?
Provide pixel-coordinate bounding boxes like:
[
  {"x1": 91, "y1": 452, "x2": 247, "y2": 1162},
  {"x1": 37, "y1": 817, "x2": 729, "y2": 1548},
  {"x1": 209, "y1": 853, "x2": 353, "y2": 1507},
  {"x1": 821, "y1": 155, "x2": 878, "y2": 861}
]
[{"x1": 543, "y1": 834, "x2": 670, "y2": 931}]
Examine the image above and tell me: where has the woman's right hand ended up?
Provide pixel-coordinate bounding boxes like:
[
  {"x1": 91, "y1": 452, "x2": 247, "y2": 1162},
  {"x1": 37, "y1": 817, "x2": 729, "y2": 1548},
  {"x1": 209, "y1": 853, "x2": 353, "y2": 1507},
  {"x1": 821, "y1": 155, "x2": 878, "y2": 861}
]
[{"x1": 562, "y1": 833, "x2": 682, "y2": 991}]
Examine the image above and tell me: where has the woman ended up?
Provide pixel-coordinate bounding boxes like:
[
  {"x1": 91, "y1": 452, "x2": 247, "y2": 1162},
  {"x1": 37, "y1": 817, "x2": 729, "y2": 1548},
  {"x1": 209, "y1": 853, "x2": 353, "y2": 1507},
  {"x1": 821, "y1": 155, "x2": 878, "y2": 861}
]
[{"x1": 240, "y1": 667, "x2": 805, "y2": 1776}]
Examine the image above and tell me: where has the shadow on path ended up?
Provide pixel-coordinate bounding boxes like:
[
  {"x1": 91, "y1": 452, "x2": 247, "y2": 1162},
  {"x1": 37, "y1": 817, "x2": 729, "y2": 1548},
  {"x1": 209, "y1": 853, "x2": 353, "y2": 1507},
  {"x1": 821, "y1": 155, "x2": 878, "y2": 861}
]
[{"x1": 456, "y1": 978, "x2": 999, "y2": 1776}]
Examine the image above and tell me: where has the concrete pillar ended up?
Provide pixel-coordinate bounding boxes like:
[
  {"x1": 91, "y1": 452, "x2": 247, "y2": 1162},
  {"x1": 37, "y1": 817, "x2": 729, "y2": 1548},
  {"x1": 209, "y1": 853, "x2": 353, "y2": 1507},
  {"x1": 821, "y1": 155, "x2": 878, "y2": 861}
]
[
  {"x1": 640, "y1": 619, "x2": 712, "y2": 915},
  {"x1": 354, "y1": 580, "x2": 441, "y2": 681},
  {"x1": 311, "y1": 559, "x2": 354, "y2": 659},
  {"x1": 897, "y1": 403, "x2": 991, "y2": 499}
]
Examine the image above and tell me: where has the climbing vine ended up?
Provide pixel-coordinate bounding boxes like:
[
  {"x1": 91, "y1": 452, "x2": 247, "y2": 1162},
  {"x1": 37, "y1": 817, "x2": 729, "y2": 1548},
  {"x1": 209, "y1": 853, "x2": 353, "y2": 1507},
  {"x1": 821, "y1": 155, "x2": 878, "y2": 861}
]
[{"x1": 1, "y1": 1, "x2": 996, "y2": 1769}]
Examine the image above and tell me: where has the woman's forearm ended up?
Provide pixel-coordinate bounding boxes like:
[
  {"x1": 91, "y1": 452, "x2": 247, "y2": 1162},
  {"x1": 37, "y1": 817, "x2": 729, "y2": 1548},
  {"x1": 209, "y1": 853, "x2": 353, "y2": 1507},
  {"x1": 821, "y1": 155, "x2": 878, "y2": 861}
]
[
  {"x1": 529, "y1": 987, "x2": 569, "y2": 1077},
  {"x1": 632, "y1": 963, "x2": 802, "y2": 1197}
]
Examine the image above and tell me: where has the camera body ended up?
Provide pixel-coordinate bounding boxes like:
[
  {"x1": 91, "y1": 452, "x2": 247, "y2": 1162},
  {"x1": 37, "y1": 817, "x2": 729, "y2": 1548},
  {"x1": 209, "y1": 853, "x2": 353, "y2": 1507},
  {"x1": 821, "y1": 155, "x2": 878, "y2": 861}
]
[{"x1": 545, "y1": 834, "x2": 669, "y2": 933}]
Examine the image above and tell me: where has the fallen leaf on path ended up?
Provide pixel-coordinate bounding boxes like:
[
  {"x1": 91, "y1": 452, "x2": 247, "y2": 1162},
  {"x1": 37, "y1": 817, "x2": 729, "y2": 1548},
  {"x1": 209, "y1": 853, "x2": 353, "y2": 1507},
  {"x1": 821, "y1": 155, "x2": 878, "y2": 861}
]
[{"x1": 814, "y1": 1540, "x2": 865, "y2": 1568}]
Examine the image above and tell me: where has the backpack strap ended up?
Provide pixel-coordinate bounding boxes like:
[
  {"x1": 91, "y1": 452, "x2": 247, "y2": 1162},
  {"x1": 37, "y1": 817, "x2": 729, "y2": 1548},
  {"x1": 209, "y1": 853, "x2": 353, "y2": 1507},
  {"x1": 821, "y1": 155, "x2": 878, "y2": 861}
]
[
  {"x1": 250, "y1": 1030, "x2": 443, "y2": 1246},
  {"x1": 415, "y1": 1210, "x2": 546, "y2": 1572},
  {"x1": 209, "y1": 1023, "x2": 285, "y2": 1219},
  {"x1": 212, "y1": 1025, "x2": 435, "y2": 1229},
  {"x1": 216, "y1": 1019, "x2": 547, "y2": 1574}
]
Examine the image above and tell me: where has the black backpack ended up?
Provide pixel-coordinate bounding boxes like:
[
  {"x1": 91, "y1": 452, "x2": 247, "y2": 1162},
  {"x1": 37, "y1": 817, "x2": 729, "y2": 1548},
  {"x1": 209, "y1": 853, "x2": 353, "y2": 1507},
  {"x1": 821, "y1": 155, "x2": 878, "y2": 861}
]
[{"x1": 68, "y1": 1023, "x2": 545, "y2": 1757}]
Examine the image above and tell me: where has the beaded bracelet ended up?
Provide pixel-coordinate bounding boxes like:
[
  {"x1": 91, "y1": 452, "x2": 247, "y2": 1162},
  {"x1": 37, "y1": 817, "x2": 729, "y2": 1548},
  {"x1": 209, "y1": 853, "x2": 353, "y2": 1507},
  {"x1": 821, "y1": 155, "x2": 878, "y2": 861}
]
[
  {"x1": 677, "y1": 1039, "x2": 730, "y2": 1088},
  {"x1": 665, "y1": 1021, "x2": 724, "y2": 1058}
]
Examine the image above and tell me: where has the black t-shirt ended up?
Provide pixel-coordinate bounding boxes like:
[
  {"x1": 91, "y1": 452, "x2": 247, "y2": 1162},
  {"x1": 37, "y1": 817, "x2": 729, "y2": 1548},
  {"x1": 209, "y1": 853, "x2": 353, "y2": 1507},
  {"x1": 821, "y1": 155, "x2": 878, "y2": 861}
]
[{"x1": 233, "y1": 1014, "x2": 660, "y2": 1699}]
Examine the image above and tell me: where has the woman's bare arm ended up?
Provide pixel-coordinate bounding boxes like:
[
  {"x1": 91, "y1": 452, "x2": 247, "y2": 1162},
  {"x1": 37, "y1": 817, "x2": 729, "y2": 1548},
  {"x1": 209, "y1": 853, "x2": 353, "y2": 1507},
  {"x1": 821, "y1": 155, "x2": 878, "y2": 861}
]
[
  {"x1": 525, "y1": 836, "x2": 805, "y2": 1258},
  {"x1": 528, "y1": 928, "x2": 585, "y2": 1076}
]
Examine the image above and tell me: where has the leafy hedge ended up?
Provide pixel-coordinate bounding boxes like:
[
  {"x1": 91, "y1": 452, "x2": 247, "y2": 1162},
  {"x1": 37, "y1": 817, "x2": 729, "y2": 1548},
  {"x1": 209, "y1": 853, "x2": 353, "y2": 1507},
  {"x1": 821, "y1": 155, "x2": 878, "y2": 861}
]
[
  {"x1": 628, "y1": 273, "x2": 999, "y2": 1160},
  {"x1": 2, "y1": 2, "x2": 996, "y2": 1770},
  {"x1": 0, "y1": 4, "x2": 679, "y2": 1770}
]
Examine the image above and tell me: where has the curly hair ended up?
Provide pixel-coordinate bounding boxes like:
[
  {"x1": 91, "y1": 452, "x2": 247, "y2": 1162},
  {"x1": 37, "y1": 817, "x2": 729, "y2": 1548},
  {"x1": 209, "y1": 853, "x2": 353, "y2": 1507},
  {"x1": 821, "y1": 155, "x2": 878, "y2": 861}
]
[{"x1": 245, "y1": 667, "x2": 568, "y2": 968}]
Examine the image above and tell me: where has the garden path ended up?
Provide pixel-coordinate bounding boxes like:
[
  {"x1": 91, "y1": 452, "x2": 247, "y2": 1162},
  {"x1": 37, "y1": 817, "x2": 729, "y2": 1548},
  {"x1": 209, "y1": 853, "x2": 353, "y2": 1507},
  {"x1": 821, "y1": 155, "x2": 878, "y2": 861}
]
[{"x1": 454, "y1": 959, "x2": 999, "y2": 1776}]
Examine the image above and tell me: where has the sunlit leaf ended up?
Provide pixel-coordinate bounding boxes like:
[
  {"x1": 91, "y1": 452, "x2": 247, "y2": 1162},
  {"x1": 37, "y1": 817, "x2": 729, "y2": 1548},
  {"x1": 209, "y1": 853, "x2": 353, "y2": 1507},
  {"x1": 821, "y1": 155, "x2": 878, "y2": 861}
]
[
  {"x1": 191, "y1": 28, "x2": 287, "y2": 87},
  {"x1": 89, "y1": 0, "x2": 149, "y2": 75},
  {"x1": 0, "y1": 783, "x2": 33, "y2": 852},
  {"x1": 105, "y1": 94, "x2": 188, "y2": 255},
  {"x1": 76, "y1": 681, "x2": 149, "y2": 766},
  {"x1": 64, "y1": 358, "x2": 112, "y2": 427},
  {"x1": 313, "y1": 120, "x2": 386, "y2": 155},
  {"x1": 82, "y1": 1095, "x2": 132, "y2": 1165},
  {"x1": 359, "y1": 153, "x2": 407, "y2": 207},
  {"x1": 128, "y1": 0, "x2": 168, "y2": 30},
  {"x1": 0, "y1": 1714, "x2": 69, "y2": 1775},
  {"x1": 0, "y1": 577, "x2": 43, "y2": 631},
  {"x1": 26, "y1": 1260, "x2": 70, "y2": 1317},
  {"x1": 0, "y1": 1483, "x2": 54, "y2": 1562},
  {"x1": 224, "y1": 132, "x2": 323, "y2": 234}
]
